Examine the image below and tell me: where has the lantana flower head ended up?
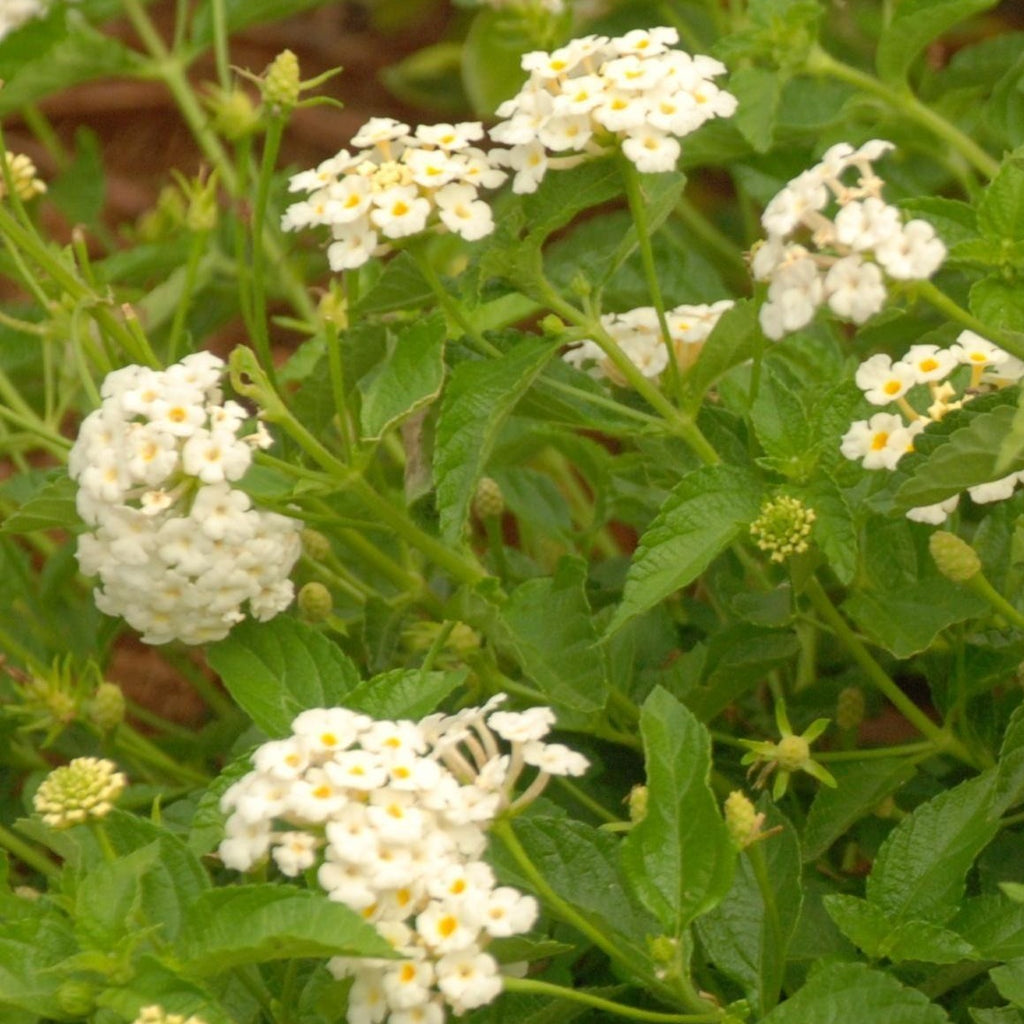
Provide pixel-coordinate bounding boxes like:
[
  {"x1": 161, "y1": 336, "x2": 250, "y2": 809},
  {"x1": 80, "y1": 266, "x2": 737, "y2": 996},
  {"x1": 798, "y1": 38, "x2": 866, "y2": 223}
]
[
  {"x1": 490, "y1": 27, "x2": 736, "y2": 193},
  {"x1": 219, "y1": 698, "x2": 588, "y2": 1024},
  {"x1": 739, "y1": 703, "x2": 835, "y2": 800},
  {"x1": 68, "y1": 352, "x2": 302, "y2": 644},
  {"x1": 840, "y1": 330, "x2": 1024, "y2": 522},
  {"x1": 34, "y1": 756, "x2": 126, "y2": 828},
  {"x1": 563, "y1": 299, "x2": 733, "y2": 384},
  {"x1": 753, "y1": 140, "x2": 947, "y2": 339},
  {"x1": 282, "y1": 118, "x2": 506, "y2": 270}
]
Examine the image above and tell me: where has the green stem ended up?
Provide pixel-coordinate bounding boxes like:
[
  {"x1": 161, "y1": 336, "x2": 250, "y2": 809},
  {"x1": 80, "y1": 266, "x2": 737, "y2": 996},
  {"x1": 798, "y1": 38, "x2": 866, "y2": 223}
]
[
  {"x1": 913, "y1": 279, "x2": 1024, "y2": 361},
  {"x1": 815, "y1": 741, "x2": 934, "y2": 762},
  {"x1": 209, "y1": 0, "x2": 232, "y2": 90},
  {"x1": 745, "y1": 842, "x2": 783, "y2": 1014},
  {"x1": 670, "y1": 198, "x2": 749, "y2": 291},
  {"x1": 803, "y1": 574, "x2": 977, "y2": 767},
  {"x1": 0, "y1": 822, "x2": 59, "y2": 878},
  {"x1": 501, "y1": 977, "x2": 722, "y2": 1024},
  {"x1": 966, "y1": 571, "x2": 1024, "y2": 631},
  {"x1": 535, "y1": 279, "x2": 720, "y2": 464},
  {"x1": 112, "y1": 724, "x2": 210, "y2": 787},
  {"x1": 324, "y1": 319, "x2": 355, "y2": 460},
  {"x1": 804, "y1": 45, "x2": 1000, "y2": 181},
  {"x1": 620, "y1": 156, "x2": 682, "y2": 401},
  {"x1": 166, "y1": 229, "x2": 209, "y2": 361},
  {"x1": 554, "y1": 776, "x2": 623, "y2": 825}
]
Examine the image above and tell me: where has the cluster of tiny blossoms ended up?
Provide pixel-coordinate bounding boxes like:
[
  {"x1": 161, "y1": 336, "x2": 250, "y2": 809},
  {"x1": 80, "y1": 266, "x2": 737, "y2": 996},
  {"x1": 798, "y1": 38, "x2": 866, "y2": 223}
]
[
  {"x1": 491, "y1": 27, "x2": 736, "y2": 192},
  {"x1": 219, "y1": 698, "x2": 588, "y2": 1024},
  {"x1": 282, "y1": 118, "x2": 506, "y2": 271},
  {"x1": 841, "y1": 331, "x2": 1024, "y2": 522},
  {"x1": 563, "y1": 300, "x2": 733, "y2": 383},
  {"x1": 33, "y1": 756, "x2": 126, "y2": 829},
  {"x1": 69, "y1": 352, "x2": 302, "y2": 645},
  {"x1": 752, "y1": 140, "x2": 946, "y2": 340}
]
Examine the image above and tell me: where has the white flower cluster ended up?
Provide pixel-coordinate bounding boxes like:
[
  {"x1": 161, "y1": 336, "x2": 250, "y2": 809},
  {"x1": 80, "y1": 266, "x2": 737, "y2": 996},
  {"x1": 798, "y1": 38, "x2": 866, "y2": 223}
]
[
  {"x1": 219, "y1": 698, "x2": 588, "y2": 1024},
  {"x1": 563, "y1": 299, "x2": 733, "y2": 383},
  {"x1": 752, "y1": 140, "x2": 946, "y2": 340},
  {"x1": 282, "y1": 118, "x2": 507, "y2": 271},
  {"x1": 840, "y1": 331, "x2": 1024, "y2": 523},
  {"x1": 491, "y1": 27, "x2": 736, "y2": 192},
  {"x1": 69, "y1": 352, "x2": 302, "y2": 645}
]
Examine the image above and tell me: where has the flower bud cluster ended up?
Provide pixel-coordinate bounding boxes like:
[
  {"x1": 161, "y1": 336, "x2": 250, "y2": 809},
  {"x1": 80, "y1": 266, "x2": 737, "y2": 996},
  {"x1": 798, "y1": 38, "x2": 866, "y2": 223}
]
[
  {"x1": 219, "y1": 698, "x2": 588, "y2": 1024},
  {"x1": 491, "y1": 27, "x2": 736, "y2": 191},
  {"x1": 562, "y1": 300, "x2": 733, "y2": 383},
  {"x1": 131, "y1": 1007, "x2": 208, "y2": 1024},
  {"x1": 840, "y1": 331, "x2": 1024, "y2": 523},
  {"x1": 1, "y1": 151, "x2": 47, "y2": 201},
  {"x1": 752, "y1": 140, "x2": 946, "y2": 340},
  {"x1": 749, "y1": 494, "x2": 815, "y2": 562},
  {"x1": 282, "y1": 118, "x2": 507, "y2": 271},
  {"x1": 69, "y1": 352, "x2": 302, "y2": 645},
  {"x1": 34, "y1": 756, "x2": 126, "y2": 828}
]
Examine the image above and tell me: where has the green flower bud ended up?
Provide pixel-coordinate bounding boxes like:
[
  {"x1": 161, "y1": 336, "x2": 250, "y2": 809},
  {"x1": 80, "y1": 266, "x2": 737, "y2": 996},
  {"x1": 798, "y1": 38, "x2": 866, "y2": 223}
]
[
  {"x1": 262, "y1": 50, "x2": 301, "y2": 113},
  {"x1": 724, "y1": 790, "x2": 764, "y2": 850},
  {"x1": 775, "y1": 733, "x2": 810, "y2": 772},
  {"x1": 628, "y1": 784, "x2": 648, "y2": 824},
  {"x1": 648, "y1": 935, "x2": 679, "y2": 966},
  {"x1": 87, "y1": 681, "x2": 126, "y2": 732},
  {"x1": 298, "y1": 581, "x2": 333, "y2": 622},
  {"x1": 302, "y1": 528, "x2": 331, "y2": 561},
  {"x1": 835, "y1": 685, "x2": 865, "y2": 732},
  {"x1": 57, "y1": 980, "x2": 97, "y2": 1017},
  {"x1": 1, "y1": 152, "x2": 46, "y2": 201},
  {"x1": 473, "y1": 476, "x2": 505, "y2": 519},
  {"x1": 209, "y1": 86, "x2": 260, "y2": 140},
  {"x1": 539, "y1": 314, "x2": 566, "y2": 337},
  {"x1": 447, "y1": 622, "x2": 481, "y2": 659},
  {"x1": 929, "y1": 530, "x2": 981, "y2": 583}
]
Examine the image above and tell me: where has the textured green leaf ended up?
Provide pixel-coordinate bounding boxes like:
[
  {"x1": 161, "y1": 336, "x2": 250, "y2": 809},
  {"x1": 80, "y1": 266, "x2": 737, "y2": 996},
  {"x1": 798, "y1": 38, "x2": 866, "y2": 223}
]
[
  {"x1": 607, "y1": 465, "x2": 764, "y2": 633},
  {"x1": 895, "y1": 406, "x2": 1024, "y2": 510},
  {"x1": 96, "y1": 955, "x2": 235, "y2": 1024},
  {"x1": 971, "y1": 276, "x2": 1024, "y2": 333},
  {"x1": 803, "y1": 757, "x2": 918, "y2": 862},
  {"x1": 901, "y1": 197, "x2": 979, "y2": 248},
  {"x1": 461, "y1": 8, "x2": 532, "y2": 115},
  {"x1": 759, "y1": 961, "x2": 950, "y2": 1023},
  {"x1": 750, "y1": 362, "x2": 813, "y2": 465},
  {"x1": 1, "y1": 474, "x2": 79, "y2": 535},
  {"x1": 800, "y1": 475, "x2": 857, "y2": 584},
  {"x1": 970, "y1": 1008, "x2": 1024, "y2": 1024},
  {"x1": 844, "y1": 575, "x2": 987, "y2": 659},
  {"x1": 685, "y1": 299, "x2": 758, "y2": 408},
  {"x1": 978, "y1": 151, "x2": 1024, "y2": 242},
  {"x1": 498, "y1": 817, "x2": 655, "y2": 949},
  {"x1": 954, "y1": 894, "x2": 1024, "y2": 960},
  {"x1": 867, "y1": 773, "x2": 998, "y2": 924},
  {"x1": 206, "y1": 617, "x2": 362, "y2": 737},
  {"x1": 876, "y1": 0, "x2": 1000, "y2": 84},
  {"x1": 620, "y1": 688, "x2": 735, "y2": 936},
  {"x1": 0, "y1": 901, "x2": 76, "y2": 1018},
  {"x1": 696, "y1": 804, "x2": 800, "y2": 1015},
  {"x1": 353, "y1": 252, "x2": 432, "y2": 316},
  {"x1": 342, "y1": 668, "x2": 465, "y2": 720},
  {"x1": 177, "y1": 886, "x2": 394, "y2": 973},
  {"x1": 434, "y1": 339, "x2": 554, "y2": 542},
  {"x1": 993, "y1": 959, "x2": 1024, "y2": 1009},
  {"x1": 497, "y1": 558, "x2": 608, "y2": 712},
  {"x1": 359, "y1": 312, "x2": 446, "y2": 440},
  {"x1": 731, "y1": 66, "x2": 783, "y2": 152}
]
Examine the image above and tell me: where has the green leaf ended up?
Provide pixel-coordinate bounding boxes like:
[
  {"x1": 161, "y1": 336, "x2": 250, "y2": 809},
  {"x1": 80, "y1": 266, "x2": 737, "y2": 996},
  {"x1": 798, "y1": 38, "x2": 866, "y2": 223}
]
[
  {"x1": 802, "y1": 757, "x2": 918, "y2": 862},
  {"x1": 342, "y1": 667, "x2": 465, "y2": 720},
  {"x1": 866, "y1": 773, "x2": 998, "y2": 924},
  {"x1": 496, "y1": 558, "x2": 608, "y2": 713},
  {"x1": 0, "y1": 15, "x2": 143, "y2": 115},
  {"x1": 696, "y1": 803, "x2": 800, "y2": 1016},
  {"x1": 0, "y1": 901, "x2": 77, "y2": 1018},
  {"x1": 607, "y1": 465, "x2": 764, "y2": 633},
  {"x1": 750, "y1": 362, "x2": 813, "y2": 468},
  {"x1": 954, "y1": 894, "x2": 1024, "y2": 960},
  {"x1": 498, "y1": 817, "x2": 655, "y2": 949},
  {"x1": 730, "y1": 67, "x2": 784, "y2": 152},
  {"x1": 993, "y1": 959, "x2": 1024, "y2": 1008},
  {"x1": 620, "y1": 688, "x2": 735, "y2": 936},
  {"x1": 895, "y1": 405, "x2": 1024, "y2": 510},
  {"x1": 876, "y1": 0, "x2": 1000, "y2": 84},
  {"x1": 971, "y1": 276, "x2": 1024, "y2": 333},
  {"x1": 434, "y1": 339, "x2": 555, "y2": 542},
  {"x1": 800, "y1": 475, "x2": 857, "y2": 584},
  {"x1": 352, "y1": 252, "x2": 432, "y2": 316},
  {"x1": 971, "y1": 1009, "x2": 1024, "y2": 1024},
  {"x1": 205, "y1": 616, "x2": 362, "y2": 736},
  {"x1": 823, "y1": 894, "x2": 978, "y2": 963},
  {"x1": 177, "y1": 885, "x2": 394, "y2": 974},
  {"x1": 900, "y1": 197, "x2": 979, "y2": 248},
  {"x1": 684, "y1": 299, "x2": 758, "y2": 408},
  {"x1": 461, "y1": 8, "x2": 531, "y2": 115},
  {"x1": 978, "y1": 151, "x2": 1024, "y2": 242},
  {"x1": 359, "y1": 312, "x2": 446, "y2": 440},
  {"x1": 759, "y1": 961, "x2": 950, "y2": 1023},
  {"x1": 45, "y1": 127, "x2": 105, "y2": 227},
  {"x1": 190, "y1": 0, "x2": 328, "y2": 46},
  {"x1": 1, "y1": 474, "x2": 79, "y2": 535}
]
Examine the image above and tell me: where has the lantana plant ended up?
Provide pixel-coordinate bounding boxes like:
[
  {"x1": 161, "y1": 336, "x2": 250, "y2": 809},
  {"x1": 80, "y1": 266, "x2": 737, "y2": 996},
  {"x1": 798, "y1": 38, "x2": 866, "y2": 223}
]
[{"x1": 3, "y1": 2, "x2": 1024, "y2": 1024}]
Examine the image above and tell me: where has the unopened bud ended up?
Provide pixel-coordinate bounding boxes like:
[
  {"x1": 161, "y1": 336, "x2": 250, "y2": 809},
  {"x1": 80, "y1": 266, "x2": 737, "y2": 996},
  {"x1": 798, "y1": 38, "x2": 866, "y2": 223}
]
[
  {"x1": 87, "y1": 681, "x2": 126, "y2": 732},
  {"x1": 1, "y1": 151, "x2": 46, "y2": 201},
  {"x1": 929, "y1": 530, "x2": 981, "y2": 583},
  {"x1": 447, "y1": 622, "x2": 481, "y2": 659},
  {"x1": 302, "y1": 528, "x2": 331, "y2": 561},
  {"x1": 57, "y1": 980, "x2": 96, "y2": 1017},
  {"x1": 473, "y1": 477, "x2": 505, "y2": 519},
  {"x1": 209, "y1": 86, "x2": 259, "y2": 140},
  {"x1": 262, "y1": 50, "x2": 301, "y2": 113},
  {"x1": 628, "y1": 784, "x2": 647, "y2": 824},
  {"x1": 34, "y1": 757, "x2": 126, "y2": 829},
  {"x1": 724, "y1": 790, "x2": 764, "y2": 849},
  {"x1": 750, "y1": 494, "x2": 815, "y2": 563},
  {"x1": 835, "y1": 685, "x2": 865, "y2": 732},
  {"x1": 298, "y1": 582, "x2": 333, "y2": 621}
]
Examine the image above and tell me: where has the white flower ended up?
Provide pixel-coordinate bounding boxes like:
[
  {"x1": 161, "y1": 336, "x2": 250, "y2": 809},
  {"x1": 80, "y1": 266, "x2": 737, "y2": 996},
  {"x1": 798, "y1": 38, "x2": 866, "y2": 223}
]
[
  {"x1": 522, "y1": 740, "x2": 590, "y2": 776},
  {"x1": 840, "y1": 412, "x2": 915, "y2": 470},
  {"x1": 434, "y1": 949, "x2": 503, "y2": 1011},
  {"x1": 855, "y1": 353, "x2": 916, "y2": 405},
  {"x1": 906, "y1": 495, "x2": 959, "y2": 524},
  {"x1": 823, "y1": 255, "x2": 887, "y2": 323},
  {"x1": 900, "y1": 344, "x2": 958, "y2": 384}
]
